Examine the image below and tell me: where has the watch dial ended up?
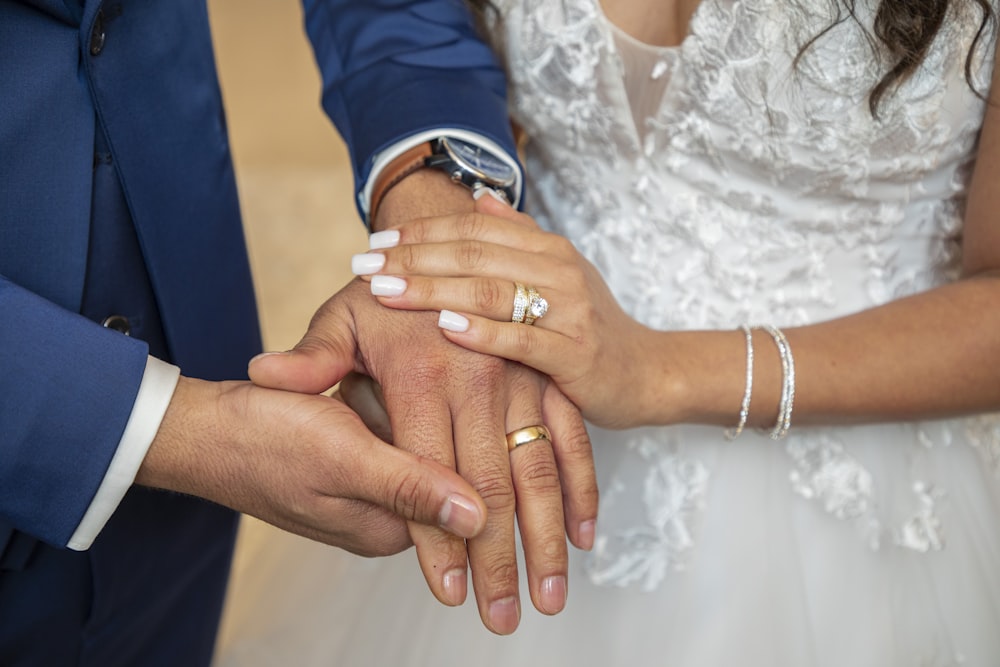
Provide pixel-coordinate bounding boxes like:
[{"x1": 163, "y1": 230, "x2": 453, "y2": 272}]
[{"x1": 448, "y1": 138, "x2": 517, "y2": 183}]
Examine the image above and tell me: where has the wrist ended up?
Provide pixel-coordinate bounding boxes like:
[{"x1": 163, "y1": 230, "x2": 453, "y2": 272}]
[
  {"x1": 629, "y1": 329, "x2": 693, "y2": 426},
  {"x1": 135, "y1": 376, "x2": 230, "y2": 496},
  {"x1": 634, "y1": 330, "x2": 749, "y2": 427},
  {"x1": 373, "y1": 168, "x2": 476, "y2": 231}
]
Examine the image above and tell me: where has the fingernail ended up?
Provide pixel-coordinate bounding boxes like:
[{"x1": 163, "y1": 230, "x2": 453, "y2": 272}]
[
  {"x1": 578, "y1": 519, "x2": 596, "y2": 551},
  {"x1": 540, "y1": 575, "x2": 567, "y2": 614},
  {"x1": 441, "y1": 568, "x2": 467, "y2": 606},
  {"x1": 473, "y1": 186, "x2": 510, "y2": 205},
  {"x1": 370, "y1": 275, "x2": 407, "y2": 297},
  {"x1": 248, "y1": 351, "x2": 287, "y2": 365},
  {"x1": 369, "y1": 230, "x2": 400, "y2": 250},
  {"x1": 488, "y1": 597, "x2": 520, "y2": 635},
  {"x1": 438, "y1": 310, "x2": 470, "y2": 332},
  {"x1": 351, "y1": 253, "x2": 386, "y2": 275},
  {"x1": 439, "y1": 493, "x2": 482, "y2": 537}
]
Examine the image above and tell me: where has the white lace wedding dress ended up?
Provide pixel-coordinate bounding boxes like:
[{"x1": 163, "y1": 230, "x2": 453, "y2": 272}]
[{"x1": 215, "y1": 1, "x2": 1000, "y2": 664}]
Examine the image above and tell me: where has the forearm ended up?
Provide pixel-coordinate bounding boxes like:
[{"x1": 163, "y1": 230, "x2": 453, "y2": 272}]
[{"x1": 641, "y1": 273, "x2": 1000, "y2": 430}]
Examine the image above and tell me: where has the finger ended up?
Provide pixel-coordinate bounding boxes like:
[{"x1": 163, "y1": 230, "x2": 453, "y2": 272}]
[
  {"x1": 505, "y1": 369, "x2": 569, "y2": 616},
  {"x1": 437, "y1": 311, "x2": 576, "y2": 381},
  {"x1": 377, "y1": 239, "x2": 560, "y2": 285},
  {"x1": 364, "y1": 208, "x2": 543, "y2": 257},
  {"x1": 380, "y1": 370, "x2": 475, "y2": 608},
  {"x1": 337, "y1": 423, "x2": 487, "y2": 541},
  {"x1": 450, "y1": 365, "x2": 522, "y2": 635},
  {"x1": 473, "y1": 188, "x2": 531, "y2": 223},
  {"x1": 408, "y1": 523, "x2": 471, "y2": 607},
  {"x1": 371, "y1": 275, "x2": 559, "y2": 328},
  {"x1": 248, "y1": 297, "x2": 358, "y2": 394},
  {"x1": 541, "y1": 383, "x2": 598, "y2": 551}
]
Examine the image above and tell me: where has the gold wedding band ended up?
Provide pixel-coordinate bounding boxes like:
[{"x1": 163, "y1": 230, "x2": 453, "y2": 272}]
[
  {"x1": 511, "y1": 282, "x2": 529, "y2": 323},
  {"x1": 505, "y1": 425, "x2": 552, "y2": 452}
]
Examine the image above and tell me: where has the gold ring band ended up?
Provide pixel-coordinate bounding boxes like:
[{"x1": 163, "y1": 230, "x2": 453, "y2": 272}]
[
  {"x1": 511, "y1": 282, "x2": 529, "y2": 323},
  {"x1": 505, "y1": 425, "x2": 552, "y2": 452}
]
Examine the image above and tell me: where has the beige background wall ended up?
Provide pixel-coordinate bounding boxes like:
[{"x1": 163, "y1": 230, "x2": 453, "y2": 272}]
[
  {"x1": 208, "y1": 0, "x2": 368, "y2": 354},
  {"x1": 205, "y1": 0, "x2": 370, "y2": 657}
]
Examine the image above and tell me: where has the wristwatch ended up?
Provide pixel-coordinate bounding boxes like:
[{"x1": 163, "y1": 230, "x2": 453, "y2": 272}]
[{"x1": 368, "y1": 137, "x2": 519, "y2": 222}]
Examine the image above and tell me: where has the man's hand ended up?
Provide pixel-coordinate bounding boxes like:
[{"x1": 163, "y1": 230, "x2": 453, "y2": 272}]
[
  {"x1": 249, "y1": 170, "x2": 598, "y2": 634},
  {"x1": 136, "y1": 377, "x2": 487, "y2": 558}
]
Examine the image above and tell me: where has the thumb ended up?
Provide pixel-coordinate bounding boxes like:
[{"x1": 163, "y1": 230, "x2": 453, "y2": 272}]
[
  {"x1": 351, "y1": 441, "x2": 487, "y2": 539},
  {"x1": 474, "y1": 187, "x2": 536, "y2": 227},
  {"x1": 249, "y1": 327, "x2": 357, "y2": 394}
]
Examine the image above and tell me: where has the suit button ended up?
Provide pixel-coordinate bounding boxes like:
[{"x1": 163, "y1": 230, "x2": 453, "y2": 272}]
[
  {"x1": 89, "y1": 10, "x2": 106, "y2": 56},
  {"x1": 101, "y1": 315, "x2": 131, "y2": 336}
]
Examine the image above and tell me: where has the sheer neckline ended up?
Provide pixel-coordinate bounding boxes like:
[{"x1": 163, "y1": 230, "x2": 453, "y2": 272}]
[{"x1": 596, "y1": 0, "x2": 708, "y2": 51}]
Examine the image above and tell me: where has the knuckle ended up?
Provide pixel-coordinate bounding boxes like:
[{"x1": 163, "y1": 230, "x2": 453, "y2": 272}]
[
  {"x1": 512, "y1": 323, "x2": 538, "y2": 354},
  {"x1": 514, "y1": 452, "x2": 562, "y2": 495},
  {"x1": 574, "y1": 482, "x2": 600, "y2": 512},
  {"x1": 546, "y1": 232, "x2": 574, "y2": 256},
  {"x1": 460, "y1": 351, "x2": 507, "y2": 386},
  {"x1": 456, "y1": 240, "x2": 486, "y2": 271},
  {"x1": 456, "y1": 211, "x2": 487, "y2": 239},
  {"x1": 537, "y1": 536, "x2": 568, "y2": 564},
  {"x1": 412, "y1": 276, "x2": 439, "y2": 303},
  {"x1": 556, "y1": 421, "x2": 593, "y2": 458},
  {"x1": 481, "y1": 556, "x2": 520, "y2": 590},
  {"x1": 397, "y1": 243, "x2": 421, "y2": 273},
  {"x1": 402, "y1": 359, "x2": 451, "y2": 389},
  {"x1": 408, "y1": 217, "x2": 433, "y2": 242},
  {"x1": 508, "y1": 364, "x2": 545, "y2": 395},
  {"x1": 472, "y1": 467, "x2": 516, "y2": 512},
  {"x1": 388, "y1": 468, "x2": 432, "y2": 522}
]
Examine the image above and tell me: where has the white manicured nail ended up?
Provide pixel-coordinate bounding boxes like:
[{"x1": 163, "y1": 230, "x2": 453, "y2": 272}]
[
  {"x1": 438, "y1": 310, "x2": 470, "y2": 332},
  {"x1": 371, "y1": 275, "x2": 407, "y2": 297},
  {"x1": 472, "y1": 186, "x2": 510, "y2": 205},
  {"x1": 351, "y1": 253, "x2": 386, "y2": 275},
  {"x1": 369, "y1": 230, "x2": 400, "y2": 250}
]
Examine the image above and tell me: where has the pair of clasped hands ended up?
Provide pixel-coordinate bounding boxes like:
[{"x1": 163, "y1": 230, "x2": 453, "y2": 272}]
[{"x1": 140, "y1": 170, "x2": 642, "y2": 635}]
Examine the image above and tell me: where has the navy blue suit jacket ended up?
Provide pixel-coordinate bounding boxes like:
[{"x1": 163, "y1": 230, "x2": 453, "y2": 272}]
[{"x1": 0, "y1": 0, "x2": 513, "y2": 661}]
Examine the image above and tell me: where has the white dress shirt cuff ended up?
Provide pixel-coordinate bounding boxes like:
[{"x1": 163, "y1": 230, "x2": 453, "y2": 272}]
[
  {"x1": 67, "y1": 356, "x2": 181, "y2": 551},
  {"x1": 358, "y1": 128, "x2": 523, "y2": 224}
]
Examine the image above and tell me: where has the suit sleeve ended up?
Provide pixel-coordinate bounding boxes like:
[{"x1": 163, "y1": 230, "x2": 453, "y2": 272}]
[
  {"x1": 0, "y1": 275, "x2": 150, "y2": 548},
  {"x1": 302, "y1": 0, "x2": 517, "y2": 208}
]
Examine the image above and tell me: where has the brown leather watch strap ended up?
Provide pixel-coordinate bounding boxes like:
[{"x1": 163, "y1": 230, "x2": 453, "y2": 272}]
[{"x1": 368, "y1": 141, "x2": 433, "y2": 224}]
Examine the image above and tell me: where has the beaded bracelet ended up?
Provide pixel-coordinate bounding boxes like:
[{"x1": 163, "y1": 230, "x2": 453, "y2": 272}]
[{"x1": 725, "y1": 324, "x2": 754, "y2": 440}]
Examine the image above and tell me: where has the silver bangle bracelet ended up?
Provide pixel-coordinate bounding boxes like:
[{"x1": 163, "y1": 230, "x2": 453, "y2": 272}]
[
  {"x1": 725, "y1": 324, "x2": 754, "y2": 440},
  {"x1": 758, "y1": 324, "x2": 795, "y2": 440}
]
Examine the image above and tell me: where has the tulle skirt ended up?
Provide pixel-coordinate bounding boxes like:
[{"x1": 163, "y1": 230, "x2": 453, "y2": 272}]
[{"x1": 214, "y1": 418, "x2": 1000, "y2": 666}]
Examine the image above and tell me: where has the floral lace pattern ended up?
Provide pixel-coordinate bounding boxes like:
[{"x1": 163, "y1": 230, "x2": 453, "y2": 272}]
[
  {"x1": 488, "y1": 0, "x2": 1000, "y2": 590},
  {"x1": 586, "y1": 436, "x2": 709, "y2": 591}
]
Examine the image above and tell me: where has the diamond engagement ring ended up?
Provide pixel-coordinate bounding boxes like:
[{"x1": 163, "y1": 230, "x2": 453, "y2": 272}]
[
  {"x1": 524, "y1": 286, "x2": 549, "y2": 325},
  {"x1": 512, "y1": 283, "x2": 548, "y2": 325}
]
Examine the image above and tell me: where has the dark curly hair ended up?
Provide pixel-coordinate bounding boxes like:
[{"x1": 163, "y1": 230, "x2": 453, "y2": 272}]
[{"x1": 465, "y1": 0, "x2": 996, "y2": 116}]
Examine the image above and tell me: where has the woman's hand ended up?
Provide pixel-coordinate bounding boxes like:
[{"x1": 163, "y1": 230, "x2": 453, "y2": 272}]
[{"x1": 351, "y1": 193, "x2": 668, "y2": 429}]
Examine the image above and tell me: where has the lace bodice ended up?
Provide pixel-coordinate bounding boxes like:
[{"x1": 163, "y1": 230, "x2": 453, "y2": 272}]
[
  {"x1": 492, "y1": 0, "x2": 994, "y2": 330},
  {"x1": 486, "y1": 0, "x2": 1000, "y2": 591}
]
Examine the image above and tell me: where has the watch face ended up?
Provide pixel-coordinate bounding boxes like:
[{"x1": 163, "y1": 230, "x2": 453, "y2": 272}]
[{"x1": 443, "y1": 138, "x2": 517, "y2": 185}]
